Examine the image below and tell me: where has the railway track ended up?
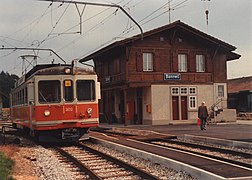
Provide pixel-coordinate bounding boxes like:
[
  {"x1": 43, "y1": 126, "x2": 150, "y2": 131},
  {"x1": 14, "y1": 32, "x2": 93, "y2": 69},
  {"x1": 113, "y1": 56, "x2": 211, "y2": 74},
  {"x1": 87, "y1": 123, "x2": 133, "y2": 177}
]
[
  {"x1": 150, "y1": 139, "x2": 252, "y2": 169},
  {"x1": 91, "y1": 131, "x2": 252, "y2": 179},
  {"x1": 53, "y1": 143, "x2": 159, "y2": 180}
]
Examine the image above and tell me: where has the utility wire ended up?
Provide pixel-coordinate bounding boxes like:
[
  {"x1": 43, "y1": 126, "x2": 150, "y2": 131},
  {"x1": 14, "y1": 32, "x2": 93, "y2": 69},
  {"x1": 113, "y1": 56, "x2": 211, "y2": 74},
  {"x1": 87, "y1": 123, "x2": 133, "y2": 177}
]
[
  {"x1": 55, "y1": 0, "x2": 140, "y2": 54},
  {"x1": 0, "y1": 3, "x2": 56, "y2": 60},
  {"x1": 79, "y1": 0, "x2": 188, "y2": 60},
  {"x1": 39, "y1": 1, "x2": 72, "y2": 46}
]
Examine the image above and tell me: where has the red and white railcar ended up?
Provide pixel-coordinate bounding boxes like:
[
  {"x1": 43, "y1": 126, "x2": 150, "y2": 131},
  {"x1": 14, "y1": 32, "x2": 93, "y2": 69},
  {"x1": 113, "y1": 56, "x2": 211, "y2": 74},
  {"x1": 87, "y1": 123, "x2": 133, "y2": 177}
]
[{"x1": 10, "y1": 64, "x2": 100, "y2": 141}]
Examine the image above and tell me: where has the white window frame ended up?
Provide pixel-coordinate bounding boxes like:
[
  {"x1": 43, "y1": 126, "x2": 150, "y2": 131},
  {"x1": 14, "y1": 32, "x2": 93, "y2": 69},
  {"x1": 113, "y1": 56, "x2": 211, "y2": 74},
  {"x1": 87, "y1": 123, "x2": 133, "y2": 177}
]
[
  {"x1": 180, "y1": 87, "x2": 188, "y2": 95},
  {"x1": 143, "y1": 53, "x2": 153, "y2": 71},
  {"x1": 171, "y1": 87, "x2": 179, "y2": 95},
  {"x1": 189, "y1": 96, "x2": 197, "y2": 109},
  {"x1": 196, "y1": 54, "x2": 205, "y2": 72},
  {"x1": 189, "y1": 87, "x2": 197, "y2": 95},
  {"x1": 178, "y1": 54, "x2": 187, "y2": 72},
  {"x1": 218, "y1": 85, "x2": 224, "y2": 97}
]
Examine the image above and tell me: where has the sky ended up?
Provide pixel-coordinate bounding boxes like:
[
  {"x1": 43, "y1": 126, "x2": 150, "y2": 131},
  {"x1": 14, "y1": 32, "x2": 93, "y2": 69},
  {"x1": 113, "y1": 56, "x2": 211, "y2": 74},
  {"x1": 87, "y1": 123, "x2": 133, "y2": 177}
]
[{"x1": 0, "y1": 0, "x2": 251, "y2": 79}]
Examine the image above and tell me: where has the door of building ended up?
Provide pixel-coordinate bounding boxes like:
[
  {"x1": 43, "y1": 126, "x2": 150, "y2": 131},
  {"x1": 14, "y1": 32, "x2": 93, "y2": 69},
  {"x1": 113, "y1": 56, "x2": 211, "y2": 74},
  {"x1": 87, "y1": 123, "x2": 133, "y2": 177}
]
[
  {"x1": 127, "y1": 101, "x2": 135, "y2": 121},
  {"x1": 172, "y1": 96, "x2": 179, "y2": 120},
  {"x1": 181, "y1": 96, "x2": 188, "y2": 120}
]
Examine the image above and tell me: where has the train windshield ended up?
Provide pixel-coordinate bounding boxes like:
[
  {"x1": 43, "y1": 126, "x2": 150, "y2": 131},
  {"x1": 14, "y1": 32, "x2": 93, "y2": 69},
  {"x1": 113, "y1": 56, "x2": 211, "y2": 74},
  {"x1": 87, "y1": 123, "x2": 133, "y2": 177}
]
[
  {"x1": 38, "y1": 80, "x2": 61, "y2": 103},
  {"x1": 76, "y1": 80, "x2": 95, "y2": 101}
]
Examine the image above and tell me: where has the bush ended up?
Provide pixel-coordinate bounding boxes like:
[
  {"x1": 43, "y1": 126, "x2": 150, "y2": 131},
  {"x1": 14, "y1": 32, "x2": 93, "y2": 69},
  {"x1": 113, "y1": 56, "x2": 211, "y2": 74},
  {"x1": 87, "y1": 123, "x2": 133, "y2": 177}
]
[{"x1": 0, "y1": 152, "x2": 14, "y2": 180}]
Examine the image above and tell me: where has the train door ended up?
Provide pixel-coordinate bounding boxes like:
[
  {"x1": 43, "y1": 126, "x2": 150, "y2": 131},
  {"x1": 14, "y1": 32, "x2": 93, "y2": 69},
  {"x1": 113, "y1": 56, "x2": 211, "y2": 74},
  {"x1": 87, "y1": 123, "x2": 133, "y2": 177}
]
[{"x1": 27, "y1": 82, "x2": 35, "y2": 135}]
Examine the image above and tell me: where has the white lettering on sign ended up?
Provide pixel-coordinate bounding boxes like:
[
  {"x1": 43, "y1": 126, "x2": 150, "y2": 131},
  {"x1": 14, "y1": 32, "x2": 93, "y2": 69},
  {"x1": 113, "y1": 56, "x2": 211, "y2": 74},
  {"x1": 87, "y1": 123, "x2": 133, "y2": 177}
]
[
  {"x1": 164, "y1": 73, "x2": 181, "y2": 80},
  {"x1": 65, "y1": 107, "x2": 73, "y2": 112}
]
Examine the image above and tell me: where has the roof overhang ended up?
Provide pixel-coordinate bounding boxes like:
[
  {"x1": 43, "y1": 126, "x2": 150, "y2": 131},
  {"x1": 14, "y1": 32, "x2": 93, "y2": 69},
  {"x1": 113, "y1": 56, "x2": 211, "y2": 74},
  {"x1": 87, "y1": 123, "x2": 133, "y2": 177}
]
[
  {"x1": 227, "y1": 52, "x2": 241, "y2": 61},
  {"x1": 79, "y1": 20, "x2": 241, "y2": 63}
]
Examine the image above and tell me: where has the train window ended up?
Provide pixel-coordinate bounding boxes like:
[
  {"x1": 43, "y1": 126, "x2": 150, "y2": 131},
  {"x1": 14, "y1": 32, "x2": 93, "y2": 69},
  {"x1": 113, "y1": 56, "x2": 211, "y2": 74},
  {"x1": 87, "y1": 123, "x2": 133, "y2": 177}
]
[
  {"x1": 38, "y1": 80, "x2": 61, "y2": 103},
  {"x1": 76, "y1": 80, "x2": 95, "y2": 101},
  {"x1": 21, "y1": 89, "x2": 24, "y2": 104},
  {"x1": 25, "y1": 88, "x2": 28, "y2": 104},
  {"x1": 64, "y1": 80, "x2": 73, "y2": 102}
]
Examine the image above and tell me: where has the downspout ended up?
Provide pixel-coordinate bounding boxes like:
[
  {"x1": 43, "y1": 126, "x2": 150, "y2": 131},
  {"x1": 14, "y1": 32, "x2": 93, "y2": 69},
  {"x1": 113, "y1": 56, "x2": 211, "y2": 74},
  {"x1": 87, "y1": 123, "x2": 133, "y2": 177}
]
[{"x1": 211, "y1": 44, "x2": 220, "y2": 117}]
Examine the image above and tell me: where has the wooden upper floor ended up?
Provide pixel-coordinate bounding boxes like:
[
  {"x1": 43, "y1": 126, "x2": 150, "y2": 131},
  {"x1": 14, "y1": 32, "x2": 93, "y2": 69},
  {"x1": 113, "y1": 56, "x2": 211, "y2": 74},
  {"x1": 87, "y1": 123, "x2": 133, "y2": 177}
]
[{"x1": 80, "y1": 21, "x2": 240, "y2": 88}]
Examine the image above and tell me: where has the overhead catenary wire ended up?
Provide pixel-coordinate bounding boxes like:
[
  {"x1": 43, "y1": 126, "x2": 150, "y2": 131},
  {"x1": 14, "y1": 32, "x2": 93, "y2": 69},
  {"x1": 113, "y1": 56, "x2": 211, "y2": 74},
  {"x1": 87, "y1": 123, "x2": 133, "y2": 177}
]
[
  {"x1": 78, "y1": 0, "x2": 188, "y2": 60},
  {"x1": 1, "y1": 0, "x2": 131, "y2": 58},
  {"x1": 0, "y1": 3, "x2": 59, "y2": 60},
  {"x1": 2, "y1": 0, "x2": 185, "y2": 73},
  {"x1": 38, "y1": 0, "x2": 143, "y2": 40},
  {"x1": 39, "y1": 1, "x2": 72, "y2": 46}
]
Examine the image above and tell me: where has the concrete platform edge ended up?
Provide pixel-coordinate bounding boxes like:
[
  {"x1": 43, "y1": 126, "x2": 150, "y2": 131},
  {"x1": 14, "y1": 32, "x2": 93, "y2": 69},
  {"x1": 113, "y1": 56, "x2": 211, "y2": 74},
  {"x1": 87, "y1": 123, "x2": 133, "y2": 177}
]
[{"x1": 91, "y1": 137, "x2": 226, "y2": 180}]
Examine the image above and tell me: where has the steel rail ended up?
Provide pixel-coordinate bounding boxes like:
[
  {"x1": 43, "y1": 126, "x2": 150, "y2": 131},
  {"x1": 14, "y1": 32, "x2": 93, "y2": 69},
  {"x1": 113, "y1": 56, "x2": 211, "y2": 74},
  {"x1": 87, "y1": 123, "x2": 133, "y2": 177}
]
[
  {"x1": 54, "y1": 146, "x2": 102, "y2": 180},
  {"x1": 77, "y1": 142, "x2": 160, "y2": 179},
  {"x1": 151, "y1": 140, "x2": 252, "y2": 169},
  {"x1": 160, "y1": 139, "x2": 252, "y2": 159}
]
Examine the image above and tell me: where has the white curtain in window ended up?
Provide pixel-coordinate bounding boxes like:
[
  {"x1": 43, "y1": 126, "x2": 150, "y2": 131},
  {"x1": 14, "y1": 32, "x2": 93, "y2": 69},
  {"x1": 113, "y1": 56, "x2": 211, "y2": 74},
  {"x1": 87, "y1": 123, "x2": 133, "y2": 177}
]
[
  {"x1": 143, "y1": 53, "x2": 153, "y2": 71},
  {"x1": 218, "y1": 85, "x2": 224, "y2": 97},
  {"x1": 178, "y1": 54, "x2": 187, "y2": 72},
  {"x1": 196, "y1": 55, "x2": 205, "y2": 72}
]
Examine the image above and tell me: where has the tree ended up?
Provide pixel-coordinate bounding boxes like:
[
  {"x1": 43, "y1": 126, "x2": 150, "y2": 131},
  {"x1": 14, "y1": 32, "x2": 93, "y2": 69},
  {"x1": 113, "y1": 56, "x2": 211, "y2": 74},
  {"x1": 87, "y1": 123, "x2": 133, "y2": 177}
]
[{"x1": 0, "y1": 71, "x2": 19, "y2": 107}]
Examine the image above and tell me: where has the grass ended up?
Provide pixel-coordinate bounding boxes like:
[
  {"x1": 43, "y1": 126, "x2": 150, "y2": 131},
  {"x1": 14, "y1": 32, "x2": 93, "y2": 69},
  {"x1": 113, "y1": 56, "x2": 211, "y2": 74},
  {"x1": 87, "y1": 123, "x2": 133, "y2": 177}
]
[{"x1": 0, "y1": 152, "x2": 14, "y2": 180}]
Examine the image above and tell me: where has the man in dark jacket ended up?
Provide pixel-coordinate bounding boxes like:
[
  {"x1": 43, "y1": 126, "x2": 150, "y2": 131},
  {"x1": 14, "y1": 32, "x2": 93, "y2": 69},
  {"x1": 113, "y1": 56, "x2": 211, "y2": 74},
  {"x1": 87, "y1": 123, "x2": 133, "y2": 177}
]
[{"x1": 198, "y1": 101, "x2": 208, "y2": 130}]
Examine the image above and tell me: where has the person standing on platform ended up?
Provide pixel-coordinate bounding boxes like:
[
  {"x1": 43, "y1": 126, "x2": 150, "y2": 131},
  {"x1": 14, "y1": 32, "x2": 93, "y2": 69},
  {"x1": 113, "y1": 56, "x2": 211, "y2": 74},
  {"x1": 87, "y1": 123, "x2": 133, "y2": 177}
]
[{"x1": 198, "y1": 101, "x2": 208, "y2": 130}]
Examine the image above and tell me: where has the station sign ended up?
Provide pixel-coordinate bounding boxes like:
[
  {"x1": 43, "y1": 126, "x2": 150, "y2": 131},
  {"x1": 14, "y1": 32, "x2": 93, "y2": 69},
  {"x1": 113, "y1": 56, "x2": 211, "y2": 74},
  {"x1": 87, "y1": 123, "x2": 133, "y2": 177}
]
[{"x1": 164, "y1": 73, "x2": 181, "y2": 80}]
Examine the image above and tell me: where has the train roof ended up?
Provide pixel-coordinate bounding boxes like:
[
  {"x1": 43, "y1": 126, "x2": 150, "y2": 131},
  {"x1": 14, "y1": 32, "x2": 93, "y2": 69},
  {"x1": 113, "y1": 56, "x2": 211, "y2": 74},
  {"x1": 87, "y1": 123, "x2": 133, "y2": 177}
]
[
  {"x1": 26, "y1": 64, "x2": 96, "y2": 78},
  {"x1": 14, "y1": 64, "x2": 96, "y2": 88}
]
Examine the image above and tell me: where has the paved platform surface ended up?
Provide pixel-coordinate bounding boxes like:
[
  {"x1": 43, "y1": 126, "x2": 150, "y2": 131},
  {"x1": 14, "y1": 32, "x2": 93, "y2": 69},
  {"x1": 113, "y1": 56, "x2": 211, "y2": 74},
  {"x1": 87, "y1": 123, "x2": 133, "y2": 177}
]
[{"x1": 99, "y1": 120, "x2": 252, "y2": 143}]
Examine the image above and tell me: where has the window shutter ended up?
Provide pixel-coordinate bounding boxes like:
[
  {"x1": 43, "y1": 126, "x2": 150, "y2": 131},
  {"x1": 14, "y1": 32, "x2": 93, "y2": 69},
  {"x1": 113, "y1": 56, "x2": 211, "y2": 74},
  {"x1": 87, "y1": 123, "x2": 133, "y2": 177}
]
[
  {"x1": 190, "y1": 51, "x2": 196, "y2": 72},
  {"x1": 206, "y1": 54, "x2": 212, "y2": 72},
  {"x1": 136, "y1": 51, "x2": 143, "y2": 72},
  {"x1": 172, "y1": 51, "x2": 178, "y2": 72},
  {"x1": 154, "y1": 54, "x2": 161, "y2": 72}
]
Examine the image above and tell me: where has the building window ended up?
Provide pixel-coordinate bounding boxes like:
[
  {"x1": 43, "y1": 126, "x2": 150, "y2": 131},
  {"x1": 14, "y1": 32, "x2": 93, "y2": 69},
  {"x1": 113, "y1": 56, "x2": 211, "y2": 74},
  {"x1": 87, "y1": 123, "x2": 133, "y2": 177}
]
[
  {"x1": 189, "y1": 96, "x2": 197, "y2": 109},
  {"x1": 143, "y1": 53, "x2": 153, "y2": 71},
  {"x1": 171, "y1": 87, "x2": 179, "y2": 95},
  {"x1": 180, "y1": 87, "x2": 188, "y2": 95},
  {"x1": 178, "y1": 54, "x2": 187, "y2": 72},
  {"x1": 196, "y1": 54, "x2": 205, "y2": 72},
  {"x1": 189, "y1": 87, "x2": 197, "y2": 95},
  {"x1": 218, "y1": 85, "x2": 224, "y2": 97}
]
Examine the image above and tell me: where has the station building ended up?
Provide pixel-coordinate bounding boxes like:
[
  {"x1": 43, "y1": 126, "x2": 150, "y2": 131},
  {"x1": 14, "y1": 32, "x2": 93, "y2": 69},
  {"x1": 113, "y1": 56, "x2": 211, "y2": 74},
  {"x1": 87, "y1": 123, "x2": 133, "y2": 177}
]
[
  {"x1": 228, "y1": 76, "x2": 252, "y2": 113},
  {"x1": 80, "y1": 20, "x2": 241, "y2": 125}
]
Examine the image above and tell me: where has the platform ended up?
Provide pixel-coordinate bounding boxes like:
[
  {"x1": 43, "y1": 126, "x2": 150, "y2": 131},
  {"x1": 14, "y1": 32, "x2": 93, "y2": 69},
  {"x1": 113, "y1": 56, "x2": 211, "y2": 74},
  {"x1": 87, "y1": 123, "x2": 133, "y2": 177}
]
[{"x1": 98, "y1": 120, "x2": 252, "y2": 143}]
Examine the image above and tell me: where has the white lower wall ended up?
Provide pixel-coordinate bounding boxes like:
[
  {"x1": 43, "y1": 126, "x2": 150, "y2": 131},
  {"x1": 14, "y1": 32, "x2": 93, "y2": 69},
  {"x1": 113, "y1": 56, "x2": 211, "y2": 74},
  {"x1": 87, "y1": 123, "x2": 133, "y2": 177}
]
[{"x1": 141, "y1": 84, "x2": 233, "y2": 125}]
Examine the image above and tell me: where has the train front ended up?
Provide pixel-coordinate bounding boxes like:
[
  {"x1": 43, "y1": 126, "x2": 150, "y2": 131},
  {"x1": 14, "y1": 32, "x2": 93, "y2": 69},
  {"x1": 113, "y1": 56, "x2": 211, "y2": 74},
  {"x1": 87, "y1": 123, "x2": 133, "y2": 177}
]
[{"x1": 33, "y1": 65, "x2": 100, "y2": 142}]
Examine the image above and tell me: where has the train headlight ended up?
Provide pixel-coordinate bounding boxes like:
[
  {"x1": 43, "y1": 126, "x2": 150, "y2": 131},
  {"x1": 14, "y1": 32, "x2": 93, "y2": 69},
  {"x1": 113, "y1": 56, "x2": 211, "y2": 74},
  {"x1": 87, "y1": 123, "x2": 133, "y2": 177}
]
[
  {"x1": 64, "y1": 68, "x2": 71, "y2": 74},
  {"x1": 44, "y1": 110, "x2": 51, "y2": 117},
  {"x1": 87, "y1": 108, "x2": 93, "y2": 117}
]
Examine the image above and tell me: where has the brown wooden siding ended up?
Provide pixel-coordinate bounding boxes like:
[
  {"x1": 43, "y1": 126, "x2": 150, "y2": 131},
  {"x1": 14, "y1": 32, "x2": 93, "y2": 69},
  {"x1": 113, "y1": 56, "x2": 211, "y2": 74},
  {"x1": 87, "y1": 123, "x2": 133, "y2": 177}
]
[{"x1": 95, "y1": 29, "x2": 230, "y2": 87}]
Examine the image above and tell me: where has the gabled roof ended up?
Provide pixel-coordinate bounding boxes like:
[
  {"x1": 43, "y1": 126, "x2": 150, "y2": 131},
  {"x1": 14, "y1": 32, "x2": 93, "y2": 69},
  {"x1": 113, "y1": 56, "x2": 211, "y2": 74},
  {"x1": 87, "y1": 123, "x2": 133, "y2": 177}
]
[
  {"x1": 228, "y1": 76, "x2": 252, "y2": 93},
  {"x1": 80, "y1": 20, "x2": 241, "y2": 62}
]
